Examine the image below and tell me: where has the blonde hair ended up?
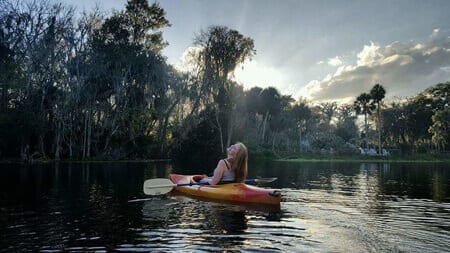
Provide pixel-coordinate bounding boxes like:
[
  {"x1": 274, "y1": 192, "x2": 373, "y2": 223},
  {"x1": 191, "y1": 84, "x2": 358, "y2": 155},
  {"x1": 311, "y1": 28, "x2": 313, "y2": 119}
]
[{"x1": 231, "y1": 142, "x2": 248, "y2": 183}]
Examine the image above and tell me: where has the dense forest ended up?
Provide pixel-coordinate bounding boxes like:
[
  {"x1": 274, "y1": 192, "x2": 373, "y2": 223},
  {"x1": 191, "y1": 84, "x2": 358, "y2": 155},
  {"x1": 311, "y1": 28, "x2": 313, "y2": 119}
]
[{"x1": 1, "y1": 0, "x2": 449, "y2": 165}]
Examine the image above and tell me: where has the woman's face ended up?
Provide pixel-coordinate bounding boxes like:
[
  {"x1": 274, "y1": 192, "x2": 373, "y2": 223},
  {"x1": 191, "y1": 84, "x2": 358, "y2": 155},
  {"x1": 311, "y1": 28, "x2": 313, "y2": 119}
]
[{"x1": 227, "y1": 144, "x2": 240, "y2": 159}]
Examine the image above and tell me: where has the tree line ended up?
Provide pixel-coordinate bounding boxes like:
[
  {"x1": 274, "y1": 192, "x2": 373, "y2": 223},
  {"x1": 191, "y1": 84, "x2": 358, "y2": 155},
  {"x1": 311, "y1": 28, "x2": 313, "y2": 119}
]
[{"x1": 1, "y1": 0, "x2": 449, "y2": 165}]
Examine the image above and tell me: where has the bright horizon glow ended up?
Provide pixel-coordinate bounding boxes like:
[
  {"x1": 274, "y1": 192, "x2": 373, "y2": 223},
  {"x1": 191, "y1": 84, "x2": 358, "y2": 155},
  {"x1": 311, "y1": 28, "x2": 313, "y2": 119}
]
[{"x1": 233, "y1": 60, "x2": 287, "y2": 90}]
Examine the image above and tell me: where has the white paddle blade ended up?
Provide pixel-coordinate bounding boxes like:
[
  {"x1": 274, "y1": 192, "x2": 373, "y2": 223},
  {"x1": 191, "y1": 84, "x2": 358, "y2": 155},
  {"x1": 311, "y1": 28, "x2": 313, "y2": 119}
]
[
  {"x1": 143, "y1": 178, "x2": 176, "y2": 196},
  {"x1": 255, "y1": 177, "x2": 277, "y2": 183}
]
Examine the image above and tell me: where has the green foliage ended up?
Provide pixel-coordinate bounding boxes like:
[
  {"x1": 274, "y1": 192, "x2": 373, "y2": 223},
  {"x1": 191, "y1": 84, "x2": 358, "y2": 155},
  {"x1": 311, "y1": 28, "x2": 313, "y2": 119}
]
[
  {"x1": 423, "y1": 82, "x2": 450, "y2": 110},
  {"x1": 245, "y1": 87, "x2": 263, "y2": 116},
  {"x1": 429, "y1": 108, "x2": 450, "y2": 150},
  {"x1": 370, "y1": 83, "x2": 386, "y2": 154},
  {"x1": 171, "y1": 109, "x2": 222, "y2": 168},
  {"x1": 310, "y1": 132, "x2": 345, "y2": 151},
  {"x1": 335, "y1": 120, "x2": 358, "y2": 142},
  {"x1": 354, "y1": 93, "x2": 374, "y2": 116},
  {"x1": 370, "y1": 84, "x2": 386, "y2": 105},
  {"x1": 379, "y1": 82, "x2": 449, "y2": 155},
  {"x1": 192, "y1": 25, "x2": 255, "y2": 151},
  {"x1": 125, "y1": 0, "x2": 170, "y2": 51},
  {"x1": 0, "y1": 112, "x2": 19, "y2": 157}
]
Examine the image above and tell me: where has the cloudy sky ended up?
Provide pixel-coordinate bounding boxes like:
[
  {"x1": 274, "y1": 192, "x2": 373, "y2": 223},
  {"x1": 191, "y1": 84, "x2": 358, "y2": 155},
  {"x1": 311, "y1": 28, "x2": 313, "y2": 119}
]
[{"x1": 62, "y1": 0, "x2": 450, "y2": 103}]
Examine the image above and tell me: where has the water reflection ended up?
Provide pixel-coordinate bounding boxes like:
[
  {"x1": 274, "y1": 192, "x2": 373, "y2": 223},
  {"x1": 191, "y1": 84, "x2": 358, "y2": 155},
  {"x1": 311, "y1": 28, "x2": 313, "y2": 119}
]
[
  {"x1": 137, "y1": 194, "x2": 287, "y2": 251},
  {"x1": 0, "y1": 161, "x2": 171, "y2": 252},
  {"x1": 1, "y1": 161, "x2": 449, "y2": 252},
  {"x1": 273, "y1": 161, "x2": 450, "y2": 252}
]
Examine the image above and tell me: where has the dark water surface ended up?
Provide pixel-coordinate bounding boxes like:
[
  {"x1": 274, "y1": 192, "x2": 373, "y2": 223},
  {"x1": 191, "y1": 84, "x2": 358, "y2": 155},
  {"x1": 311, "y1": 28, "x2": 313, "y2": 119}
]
[{"x1": 0, "y1": 161, "x2": 449, "y2": 252}]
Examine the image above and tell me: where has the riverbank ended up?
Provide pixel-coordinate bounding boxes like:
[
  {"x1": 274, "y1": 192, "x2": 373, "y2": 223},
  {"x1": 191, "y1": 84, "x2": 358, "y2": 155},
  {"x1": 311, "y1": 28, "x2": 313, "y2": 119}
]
[
  {"x1": 0, "y1": 158, "x2": 171, "y2": 164},
  {"x1": 275, "y1": 155, "x2": 450, "y2": 163},
  {"x1": 2, "y1": 154, "x2": 449, "y2": 164}
]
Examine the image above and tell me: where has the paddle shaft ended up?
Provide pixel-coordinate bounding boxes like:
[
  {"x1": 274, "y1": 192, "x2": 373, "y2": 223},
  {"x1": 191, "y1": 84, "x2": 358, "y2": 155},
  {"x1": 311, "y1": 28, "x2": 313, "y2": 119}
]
[
  {"x1": 144, "y1": 179, "x2": 263, "y2": 189},
  {"x1": 175, "y1": 178, "x2": 277, "y2": 186}
]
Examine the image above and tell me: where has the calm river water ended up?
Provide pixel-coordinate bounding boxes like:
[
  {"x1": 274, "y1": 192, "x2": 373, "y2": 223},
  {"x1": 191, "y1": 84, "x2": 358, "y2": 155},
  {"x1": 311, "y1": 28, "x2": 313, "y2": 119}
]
[{"x1": 0, "y1": 161, "x2": 449, "y2": 252}]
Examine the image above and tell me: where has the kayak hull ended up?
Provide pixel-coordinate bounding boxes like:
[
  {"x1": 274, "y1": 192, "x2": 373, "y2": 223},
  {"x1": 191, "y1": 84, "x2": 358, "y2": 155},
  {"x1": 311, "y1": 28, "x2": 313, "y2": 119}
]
[{"x1": 169, "y1": 174, "x2": 281, "y2": 205}]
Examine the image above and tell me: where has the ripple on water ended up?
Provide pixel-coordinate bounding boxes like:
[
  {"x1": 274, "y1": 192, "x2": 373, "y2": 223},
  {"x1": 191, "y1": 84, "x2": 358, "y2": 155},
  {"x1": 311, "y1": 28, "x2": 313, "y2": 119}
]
[{"x1": 280, "y1": 188, "x2": 450, "y2": 252}]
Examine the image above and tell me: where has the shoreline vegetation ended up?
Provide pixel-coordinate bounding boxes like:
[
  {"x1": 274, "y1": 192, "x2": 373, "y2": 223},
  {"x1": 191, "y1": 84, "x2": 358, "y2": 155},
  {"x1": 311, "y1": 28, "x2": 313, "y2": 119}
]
[
  {"x1": 275, "y1": 156, "x2": 450, "y2": 163},
  {"x1": 1, "y1": 155, "x2": 449, "y2": 164},
  {"x1": 270, "y1": 152, "x2": 450, "y2": 163},
  {"x1": 0, "y1": 158, "x2": 172, "y2": 164}
]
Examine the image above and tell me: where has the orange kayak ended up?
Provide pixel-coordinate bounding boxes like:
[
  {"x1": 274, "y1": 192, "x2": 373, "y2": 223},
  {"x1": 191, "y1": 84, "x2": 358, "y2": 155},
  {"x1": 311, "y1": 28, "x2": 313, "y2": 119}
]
[{"x1": 169, "y1": 174, "x2": 281, "y2": 205}]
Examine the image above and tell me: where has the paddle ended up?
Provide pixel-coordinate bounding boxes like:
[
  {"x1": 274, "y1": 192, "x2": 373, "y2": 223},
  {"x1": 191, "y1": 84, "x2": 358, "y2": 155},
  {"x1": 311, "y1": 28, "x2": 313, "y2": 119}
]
[
  {"x1": 243, "y1": 178, "x2": 278, "y2": 184},
  {"x1": 143, "y1": 177, "x2": 277, "y2": 196},
  {"x1": 143, "y1": 178, "x2": 207, "y2": 195}
]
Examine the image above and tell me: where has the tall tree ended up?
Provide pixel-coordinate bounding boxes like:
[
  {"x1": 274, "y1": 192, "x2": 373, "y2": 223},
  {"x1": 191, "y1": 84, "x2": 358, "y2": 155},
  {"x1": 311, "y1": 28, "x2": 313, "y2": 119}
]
[
  {"x1": 319, "y1": 102, "x2": 337, "y2": 125},
  {"x1": 354, "y1": 93, "x2": 374, "y2": 149},
  {"x1": 370, "y1": 83, "x2": 386, "y2": 154},
  {"x1": 319, "y1": 102, "x2": 337, "y2": 134},
  {"x1": 193, "y1": 26, "x2": 255, "y2": 152},
  {"x1": 429, "y1": 108, "x2": 450, "y2": 151},
  {"x1": 124, "y1": 0, "x2": 170, "y2": 52},
  {"x1": 335, "y1": 104, "x2": 358, "y2": 143},
  {"x1": 406, "y1": 95, "x2": 434, "y2": 147},
  {"x1": 292, "y1": 102, "x2": 312, "y2": 152},
  {"x1": 422, "y1": 82, "x2": 450, "y2": 111},
  {"x1": 381, "y1": 101, "x2": 407, "y2": 146},
  {"x1": 0, "y1": 0, "x2": 75, "y2": 159},
  {"x1": 269, "y1": 95, "x2": 294, "y2": 152},
  {"x1": 259, "y1": 87, "x2": 282, "y2": 143}
]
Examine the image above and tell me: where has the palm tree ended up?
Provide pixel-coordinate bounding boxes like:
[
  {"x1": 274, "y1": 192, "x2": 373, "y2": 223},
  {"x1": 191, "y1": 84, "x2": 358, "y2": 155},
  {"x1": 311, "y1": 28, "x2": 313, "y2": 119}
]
[
  {"x1": 194, "y1": 26, "x2": 255, "y2": 153},
  {"x1": 354, "y1": 93, "x2": 375, "y2": 149},
  {"x1": 260, "y1": 87, "x2": 282, "y2": 143},
  {"x1": 370, "y1": 84, "x2": 386, "y2": 154},
  {"x1": 292, "y1": 102, "x2": 312, "y2": 152}
]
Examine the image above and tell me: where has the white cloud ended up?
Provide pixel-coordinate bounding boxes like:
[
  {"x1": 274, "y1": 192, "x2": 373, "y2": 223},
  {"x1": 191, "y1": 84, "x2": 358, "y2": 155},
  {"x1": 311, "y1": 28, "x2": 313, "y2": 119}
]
[
  {"x1": 430, "y1": 28, "x2": 440, "y2": 38},
  {"x1": 303, "y1": 29, "x2": 450, "y2": 103},
  {"x1": 356, "y1": 42, "x2": 382, "y2": 66},
  {"x1": 327, "y1": 56, "x2": 343, "y2": 67},
  {"x1": 317, "y1": 56, "x2": 344, "y2": 67},
  {"x1": 298, "y1": 80, "x2": 322, "y2": 100}
]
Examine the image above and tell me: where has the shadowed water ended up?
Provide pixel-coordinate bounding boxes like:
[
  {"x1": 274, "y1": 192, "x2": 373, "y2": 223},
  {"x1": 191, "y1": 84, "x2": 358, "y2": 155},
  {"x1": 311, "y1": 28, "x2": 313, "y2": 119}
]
[{"x1": 0, "y1": 161, "x2": 449, "y2": 252}]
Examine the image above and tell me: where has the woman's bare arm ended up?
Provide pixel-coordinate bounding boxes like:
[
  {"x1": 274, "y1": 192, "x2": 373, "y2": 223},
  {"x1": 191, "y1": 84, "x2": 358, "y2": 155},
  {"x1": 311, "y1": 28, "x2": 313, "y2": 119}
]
[{"x1": 209, "y1": 160, "x2": 227, "y2": 185}]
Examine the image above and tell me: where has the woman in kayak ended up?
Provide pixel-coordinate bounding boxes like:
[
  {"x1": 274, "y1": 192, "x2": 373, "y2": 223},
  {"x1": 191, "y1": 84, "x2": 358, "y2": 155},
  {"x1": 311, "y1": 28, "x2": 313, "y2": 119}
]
[{"x1": 196, "y1": 142, "x2": 248, "y2": 185}]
